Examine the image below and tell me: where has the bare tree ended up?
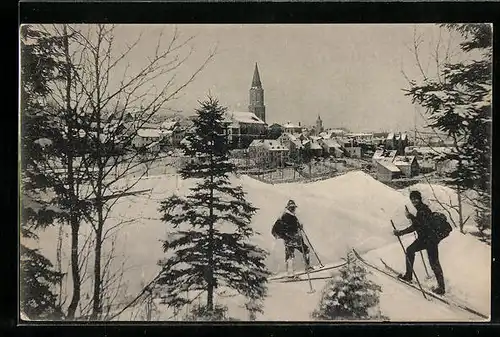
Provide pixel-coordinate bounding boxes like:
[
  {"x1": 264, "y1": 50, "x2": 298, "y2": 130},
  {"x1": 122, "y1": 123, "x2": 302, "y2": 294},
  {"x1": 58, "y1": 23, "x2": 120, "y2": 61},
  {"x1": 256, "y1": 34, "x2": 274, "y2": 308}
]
[{"x1": 56, "y1": 24, "x2": 216, "y2": 320}]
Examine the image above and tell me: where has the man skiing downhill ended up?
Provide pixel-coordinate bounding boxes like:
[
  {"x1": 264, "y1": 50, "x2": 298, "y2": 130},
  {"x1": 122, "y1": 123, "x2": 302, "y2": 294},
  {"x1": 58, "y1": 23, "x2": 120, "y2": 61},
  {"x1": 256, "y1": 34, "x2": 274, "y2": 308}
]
[
  {"x1": 393, "y1": 190, "x2": 446, "y2": 295},
  {"x1": 272, "y1": 200, "x2": 313, "y2": 278}
]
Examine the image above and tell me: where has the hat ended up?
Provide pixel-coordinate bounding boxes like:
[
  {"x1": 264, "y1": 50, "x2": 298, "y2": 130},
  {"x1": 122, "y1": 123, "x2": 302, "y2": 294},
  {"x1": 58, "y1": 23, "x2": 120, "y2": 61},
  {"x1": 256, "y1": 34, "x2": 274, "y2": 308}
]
[
  {"x1": 287, "y1": 199, "x2": 297, "y2": 208},
  {"x1": 409, "y1": 190, "x2": 422, "y2": 200}
]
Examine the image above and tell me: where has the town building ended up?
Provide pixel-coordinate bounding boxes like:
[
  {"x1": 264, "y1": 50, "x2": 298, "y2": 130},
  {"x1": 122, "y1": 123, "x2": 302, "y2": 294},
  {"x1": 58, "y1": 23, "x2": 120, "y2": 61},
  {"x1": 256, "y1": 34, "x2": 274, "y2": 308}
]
[
  {"x1": 248, "y1": 139, "x2": 289, "y2": 168},
  {"x1": 278, "y1": 133, "x2": 303, "y2": 162},
  {"x1": 375, "y1": 160, "x2": 402, "y2": 182},
  {"x1": 224, "y1": 111, "x2": 267, "y2": 149},
  {"x1": 282, "y1": 122, "x2": 303, "y2": 134},
  {"x1": 319, "y1": 138, "x2": 344, "y2": 157},
  {"x1": 385, "y1": 132, "x2": 409, "y2": 155},
  {"x1": 393, "y1": 155, "x2": 420, "y2": 178},
  {"x1": 132, "y1": 127, "x2": 162, "y2": 148},
  {"x1": 372, "y1": 149, "x2": 398, "y2": 165}
]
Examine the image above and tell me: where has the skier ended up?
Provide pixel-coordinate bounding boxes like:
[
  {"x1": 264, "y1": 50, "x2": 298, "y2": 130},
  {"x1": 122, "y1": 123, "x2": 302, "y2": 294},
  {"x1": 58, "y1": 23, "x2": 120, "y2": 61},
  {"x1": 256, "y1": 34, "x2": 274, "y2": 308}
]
[
  {"x1": 393, "y1": 190, "x2": 446, "y2": 295},
  {"x1": 272, "y1": 199, "x2": 313, "y2": 278}
]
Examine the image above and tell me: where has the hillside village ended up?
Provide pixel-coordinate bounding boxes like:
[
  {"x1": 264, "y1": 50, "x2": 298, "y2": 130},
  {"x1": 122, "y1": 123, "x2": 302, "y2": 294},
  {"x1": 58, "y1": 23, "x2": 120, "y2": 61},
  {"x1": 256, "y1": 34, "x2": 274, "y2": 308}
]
[{"x1": 128, "y1": 63, "x2": 458, "y2": 187}]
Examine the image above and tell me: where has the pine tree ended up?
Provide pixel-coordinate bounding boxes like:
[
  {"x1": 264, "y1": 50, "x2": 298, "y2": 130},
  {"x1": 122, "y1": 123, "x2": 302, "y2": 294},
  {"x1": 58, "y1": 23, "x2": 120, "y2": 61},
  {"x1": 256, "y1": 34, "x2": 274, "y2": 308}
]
[
  {"x1": 405, "y1": 24, "x2": 492, "y2": 233},
  {"x1": 312, "y1": 253, "x2": 383, "y2": 320},
  {"x1": 20, "y1": 25, "x2": 66, "y2": 319},
  {"x1": 157, "y1": 96, "x2": 271, "y2": 318}
]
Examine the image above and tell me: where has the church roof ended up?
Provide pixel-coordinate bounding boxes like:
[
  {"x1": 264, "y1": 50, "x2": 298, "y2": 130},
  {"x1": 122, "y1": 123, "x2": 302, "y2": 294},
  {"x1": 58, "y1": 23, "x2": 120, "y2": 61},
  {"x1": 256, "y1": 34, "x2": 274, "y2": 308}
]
[
  {"x1": 227, "y1": 111, "x2": 266, "y2": 125},
  {"x1": 251, "y1": 63, "x2": 262, "y2": 88}
]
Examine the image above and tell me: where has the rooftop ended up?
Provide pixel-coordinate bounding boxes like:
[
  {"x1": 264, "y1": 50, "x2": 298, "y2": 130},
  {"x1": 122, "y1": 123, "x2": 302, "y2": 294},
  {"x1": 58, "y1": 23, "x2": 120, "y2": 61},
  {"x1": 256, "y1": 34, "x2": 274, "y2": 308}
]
[
  {"x1": 227, "y1": 111, "x2": 266, "y2": 125},
  {"x1": 377, "y1": 159, "x2": 401, "y2": 172}
]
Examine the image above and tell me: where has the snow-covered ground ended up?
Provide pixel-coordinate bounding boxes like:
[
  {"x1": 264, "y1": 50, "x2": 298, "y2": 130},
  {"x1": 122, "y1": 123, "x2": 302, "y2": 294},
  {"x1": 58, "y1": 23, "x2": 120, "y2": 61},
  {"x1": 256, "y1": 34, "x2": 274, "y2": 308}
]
[{"x1": 31, "y1": 170, "x2": 491, "y2": 321}]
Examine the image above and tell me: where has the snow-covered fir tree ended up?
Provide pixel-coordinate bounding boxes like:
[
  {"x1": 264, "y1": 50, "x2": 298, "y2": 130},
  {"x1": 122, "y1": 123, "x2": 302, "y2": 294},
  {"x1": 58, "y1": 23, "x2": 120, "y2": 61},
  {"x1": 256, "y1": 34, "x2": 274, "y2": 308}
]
[
  {"x1": 20, "y1": 25, "x2": 66, "y2": 319},
  {"x1": 312, "y1": 253, "x2": 384, "y2": 321},
  {"x1": 157, "y1": 96, "x2": 271, "y2": 319},
  {"x1": 405, "y1": 24, "x2": 492, "y2": 234}
]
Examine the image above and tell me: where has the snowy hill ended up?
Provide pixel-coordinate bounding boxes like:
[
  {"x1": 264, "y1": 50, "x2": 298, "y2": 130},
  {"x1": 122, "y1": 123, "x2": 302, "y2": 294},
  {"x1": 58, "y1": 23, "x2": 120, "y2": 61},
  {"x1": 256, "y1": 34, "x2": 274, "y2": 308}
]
[{"x1": 32, "y1": 170, "x2": 490, "y2": 321}]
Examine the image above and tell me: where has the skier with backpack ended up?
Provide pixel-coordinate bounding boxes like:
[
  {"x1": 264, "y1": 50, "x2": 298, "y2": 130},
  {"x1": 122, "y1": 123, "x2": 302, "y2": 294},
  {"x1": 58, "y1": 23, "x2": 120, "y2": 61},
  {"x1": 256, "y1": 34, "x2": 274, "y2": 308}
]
[
  {"x1": 393, "y1": 190, "x2": 452, "y2": 295},
  {"x1": 272, "y1": 200, "x2": 313, "y2": 278}
]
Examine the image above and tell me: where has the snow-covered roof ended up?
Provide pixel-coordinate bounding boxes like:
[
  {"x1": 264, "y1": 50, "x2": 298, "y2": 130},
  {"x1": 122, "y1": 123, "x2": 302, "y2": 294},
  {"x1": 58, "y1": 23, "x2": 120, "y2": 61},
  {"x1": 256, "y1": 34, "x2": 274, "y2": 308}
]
[
  {"x1": 227, "y1": 111, "x2": 266, "y2": 125},
  {"x1": 377, "y1": 159, "x2": 401, "y2": 173},
  {"x1": 280, "y1": 133, "x2": 303, "y2": 148},
  {"x1": 347, "y1": 133, "x2": 373, "y2": 137},
  {"x1": 320, "y1": 139, "x2": 342, "y2": 148},
  {"x1": 405, "y1": 146, "x2": 454, "y2": 155},
  {"x1": 386, "y1": 132, "x2": 395, "y2": 140},
  {"x1": 137, "y1": 128, "x2": 161, "y2": 138},
  {"x1": 160, "y1": 120, "x2": 178, "y2": 130},
  {"x1": 249, "y1": 139, "x2": 289, "y2": 151},
  {"x1": 393, "y1": 155, "x2": 416, "y2": 166},
  {"x1": 309, "y1": 141, "x2": 323, "y2": 150},
  {"x1": 282, "y1": 122, "x2": 301, "y2": 129},
  {"x1": 373, "y1": 149, "x2": 397, "y2": 161}
]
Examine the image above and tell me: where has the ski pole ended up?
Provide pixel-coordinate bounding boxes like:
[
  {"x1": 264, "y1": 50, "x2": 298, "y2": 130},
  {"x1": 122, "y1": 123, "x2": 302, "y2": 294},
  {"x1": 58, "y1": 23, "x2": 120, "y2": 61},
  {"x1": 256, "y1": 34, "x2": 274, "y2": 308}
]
[
  {"x1": 300, "y1": 227, "x2": 324, "y2": 267},
  {"x1": 414, "y1": 232, "x2": 431, "y2": 279},
  {"x1": 299, "y1": 234, "x2": 315, "y2": 294},
  {"x1": 391, "y1": 220, "x2": 428, "y2": 300}
]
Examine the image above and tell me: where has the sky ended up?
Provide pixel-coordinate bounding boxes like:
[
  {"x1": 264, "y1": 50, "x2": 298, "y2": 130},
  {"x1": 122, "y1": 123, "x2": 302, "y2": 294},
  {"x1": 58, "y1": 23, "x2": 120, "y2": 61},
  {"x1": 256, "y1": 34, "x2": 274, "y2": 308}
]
[{"x1": 85, "y1": 24, "x2": 468, "y2": 133}]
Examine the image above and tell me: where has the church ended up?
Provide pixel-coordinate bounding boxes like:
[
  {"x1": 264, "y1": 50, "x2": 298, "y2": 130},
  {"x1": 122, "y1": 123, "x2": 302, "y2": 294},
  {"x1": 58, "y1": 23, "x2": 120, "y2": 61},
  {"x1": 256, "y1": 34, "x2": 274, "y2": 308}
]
[{"x1": 225, "y1": 63, "x2": 268, "y2": 149}]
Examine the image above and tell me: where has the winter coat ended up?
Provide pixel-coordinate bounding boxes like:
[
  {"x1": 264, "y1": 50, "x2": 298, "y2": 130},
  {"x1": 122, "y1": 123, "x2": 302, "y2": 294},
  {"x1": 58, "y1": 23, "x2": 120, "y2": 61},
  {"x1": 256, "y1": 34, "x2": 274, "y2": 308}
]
[
  {"x1": 399, "y1": 203, "x2": 438, "y2": 243},
  {"x1": 272, "y1": 209, "x2": 302, "y2": 240}
]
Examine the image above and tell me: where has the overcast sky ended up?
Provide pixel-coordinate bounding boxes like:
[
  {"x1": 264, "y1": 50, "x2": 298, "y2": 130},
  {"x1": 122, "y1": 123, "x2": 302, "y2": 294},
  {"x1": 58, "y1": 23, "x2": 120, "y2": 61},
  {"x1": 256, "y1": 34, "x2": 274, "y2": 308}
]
[{"x1": 101, "y1": 24, "x2": 467, "y2": 132}]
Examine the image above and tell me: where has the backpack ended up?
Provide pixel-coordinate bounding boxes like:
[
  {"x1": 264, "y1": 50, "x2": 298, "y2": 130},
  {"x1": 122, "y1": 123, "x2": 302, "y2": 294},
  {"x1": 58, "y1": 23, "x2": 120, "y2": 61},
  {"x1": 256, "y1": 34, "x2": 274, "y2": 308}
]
[
  {"x1": 431, "y1": 212, "x2": 453, "y2": 242},
  {"x1": 272, "y1": 218, "x2": 285, "y2": 238}
]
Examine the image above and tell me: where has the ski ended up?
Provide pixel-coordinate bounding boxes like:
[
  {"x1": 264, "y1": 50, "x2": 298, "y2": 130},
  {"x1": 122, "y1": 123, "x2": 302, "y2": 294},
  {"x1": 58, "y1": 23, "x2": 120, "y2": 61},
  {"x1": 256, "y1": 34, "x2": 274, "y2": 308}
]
[
  {"x1": 268, "y1": 262, "x2": 346, "y2": 281},
  {"x1": 274, "y1": 275, "x2": 334, "y2": 283},
  {"x1": 378, "y1": 258, "x2": 483, "y2": 314},
  {"x1": 352, "y1": 249, "x2": 488, "y2": 320}
]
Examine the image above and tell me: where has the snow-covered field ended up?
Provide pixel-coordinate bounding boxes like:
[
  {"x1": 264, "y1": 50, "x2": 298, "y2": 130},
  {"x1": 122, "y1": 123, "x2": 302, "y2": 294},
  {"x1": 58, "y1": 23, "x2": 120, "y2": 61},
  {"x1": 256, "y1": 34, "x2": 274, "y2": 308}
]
[{"x1": 32, "y1": 170, "x2": 491, "y2": 321}]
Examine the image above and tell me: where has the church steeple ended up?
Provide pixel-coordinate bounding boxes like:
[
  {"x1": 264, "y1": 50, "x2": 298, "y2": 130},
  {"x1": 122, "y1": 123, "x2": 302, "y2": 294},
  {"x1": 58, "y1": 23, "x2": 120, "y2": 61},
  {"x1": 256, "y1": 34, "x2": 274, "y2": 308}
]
[
  {"x1": 315, "y1": 114, "x2": 324, "y2": 135},
  {"x1": 251, "y1": 63, "x2": 262, "y2": 88},
  {"x1": 249, "y1": 62, "x2": 266, "y2": 123}
]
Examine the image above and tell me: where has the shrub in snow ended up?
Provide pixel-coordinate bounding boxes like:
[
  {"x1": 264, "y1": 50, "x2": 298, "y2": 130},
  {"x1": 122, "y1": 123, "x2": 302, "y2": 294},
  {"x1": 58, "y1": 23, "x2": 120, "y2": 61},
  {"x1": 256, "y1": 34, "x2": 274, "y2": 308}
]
[{"x1": 312, "y1": 253, "x2": 385, "y2": 321}]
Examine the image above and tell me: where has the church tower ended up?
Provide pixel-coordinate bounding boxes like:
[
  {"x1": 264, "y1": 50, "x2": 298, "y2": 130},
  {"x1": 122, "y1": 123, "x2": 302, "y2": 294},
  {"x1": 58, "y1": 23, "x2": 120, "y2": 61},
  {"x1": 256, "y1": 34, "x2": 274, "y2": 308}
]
[
  {"x1": 316, "y1": 114, "x2": 324, "y2": 135},
  {"x1": 248, "y1": 63, "x2": 266, "y2": 123}
]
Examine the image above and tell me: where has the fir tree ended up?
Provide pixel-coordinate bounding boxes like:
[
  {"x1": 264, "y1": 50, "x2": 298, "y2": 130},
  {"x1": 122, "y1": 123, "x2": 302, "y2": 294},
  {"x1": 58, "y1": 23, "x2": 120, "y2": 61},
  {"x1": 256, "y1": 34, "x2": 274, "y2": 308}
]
[
  {"x1": 20, "y1": 25, "x2": 65, "y2": 319},
  {"x1": 312, "y1": 253, "x2": 383, "y2": 320},
  {"x1": 405, "y1": 24, "x2": 492, "y2": 233},
  {"x1": 157, "y1": 96, "x2": 270, "y2": 317}
]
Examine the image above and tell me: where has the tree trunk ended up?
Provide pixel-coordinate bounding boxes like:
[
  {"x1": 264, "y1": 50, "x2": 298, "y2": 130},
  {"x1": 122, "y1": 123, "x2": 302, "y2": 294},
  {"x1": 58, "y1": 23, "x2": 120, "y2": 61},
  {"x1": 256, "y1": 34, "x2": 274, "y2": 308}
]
[
  {"x1": 91, "y1": 200, "x2": 104, "y2": 319},
  {"x1": 67, "y1": 218, "x2": 81, "y2": 318},
  {"x1": 63, "y1": 25, "x2": 82, "y2": 320},
  {"x1": 457, "y1": 184, "x2": 465, "y2": 233},
  {"x1": 206, "y1": 139, "x2": 215, "y2": 311}
]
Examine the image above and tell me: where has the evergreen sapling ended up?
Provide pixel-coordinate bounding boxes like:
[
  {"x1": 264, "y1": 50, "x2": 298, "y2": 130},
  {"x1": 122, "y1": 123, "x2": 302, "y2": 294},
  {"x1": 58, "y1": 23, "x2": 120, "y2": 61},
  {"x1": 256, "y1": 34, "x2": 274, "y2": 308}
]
[{"x1": 312, "y1": 253, "x2": 384, "y2": 320}]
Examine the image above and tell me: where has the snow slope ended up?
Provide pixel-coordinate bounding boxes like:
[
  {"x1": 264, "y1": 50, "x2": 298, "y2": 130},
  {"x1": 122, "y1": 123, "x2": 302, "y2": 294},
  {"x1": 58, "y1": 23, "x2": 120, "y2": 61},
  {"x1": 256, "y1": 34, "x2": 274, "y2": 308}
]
[{"x1": 32, "y1": 170, "x2": 490, "y2": 321}]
